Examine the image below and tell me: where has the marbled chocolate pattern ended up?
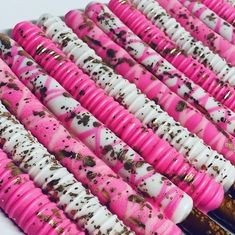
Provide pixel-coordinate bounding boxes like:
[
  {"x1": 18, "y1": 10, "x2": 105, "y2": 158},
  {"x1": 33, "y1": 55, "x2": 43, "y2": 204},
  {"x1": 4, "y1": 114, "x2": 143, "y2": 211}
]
[
  {"x1": 201, "y1": 0, "x2": 235, "y2": 26},
  {"x1": 0, "y1": 149, "x2": 84, "y2": 235},
  {"x1": 179, "y1": 0, "x2": 235, "y2": 44},
  {"x1": 86, "y1": 3, "x2": 235, "y2": 139},
  {"x1": 156, "y1": 0, "x2": 235, "y2": 65},
  {"x1": 108, "y1": 0, "x2": 235, "y2": 113},
  {"x1": 0, "y1": 35, "x2": 184, "y2": 234},
  {"x1": 13, "y1": 21, "x2": 196, "y2": 223},
  {"x1": 36, "y1": 14, "x2": 235, "y2": 190},
  {"x1": 63, "y1": 9, "x2": 235, "y2": 187},
  {"x1": 0, "y1": 101, "x2": 131, "y2": 235},
  {"x1": 129, "y1": 0, "x2": 235, "y2": 87}
]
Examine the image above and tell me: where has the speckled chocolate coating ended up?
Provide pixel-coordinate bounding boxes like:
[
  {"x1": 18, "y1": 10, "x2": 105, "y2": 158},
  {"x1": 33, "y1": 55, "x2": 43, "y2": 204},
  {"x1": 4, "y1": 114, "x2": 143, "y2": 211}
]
[
  {"x1": 35, "y1": 13, "x2": 235, "y2": 192},
  {"x1": 0, "y1": 149, "x2": 84, "y2": 235},
  {"x1": 17, "y1": 21, "x2": 235, "y2": 225},
  {"x1": 0, "y1": 102, "x2": 132, "y2": 234},
  {"x1": 156, "y1": 0, "x2": 235, "y2": 65},
  {"x1": 86, "y1": 3, "x2": 235, "y2": 140},
  {"x1": 0, "y1": 61, "x2": 184, "y2": 232},
  {"x1": 201, "y1": 0, "x2": 235, "y2": 26},
  {"x1": 108, "y1": 0, "x2": 235, "y2": 113},
  {"x1": 65, "y1": 8, "x2": 235, "y2": 186},
  {"x1": 0, "y1": 50, "x2": 182, "y2": 235},
  {"x1": 129, "y1": 0, "x2": 235, "y2": 87},
  {"x1": 12, "y1": 21, "x2": 233, "y2": 234},
  {"x1": 179, "y1": 0, "x2": 235, "y2": 44},
  {"x1": 225, "y1": 0, "x2": 235, "y2": 7},
  {"x1": 12, "y1": 21, "x2": 196, "y2": 223}
]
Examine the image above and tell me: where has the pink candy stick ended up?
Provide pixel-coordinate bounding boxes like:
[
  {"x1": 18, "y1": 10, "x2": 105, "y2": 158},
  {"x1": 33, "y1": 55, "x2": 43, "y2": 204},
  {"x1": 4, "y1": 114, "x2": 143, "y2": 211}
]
[
  {"x1": 16, "y1": 21, "x2": 229, "y2": 219},
  {"x1": 179, "y1": 0, "x2": 235, "y2": 44},
  {"x1": 36, "y1": 13, "x2": 235, "y2": 189},
  {"x1": 157, "y1": 0, "x2": 235, "y2": 65},
  {"x1": 201, "y1": 0, "x2": 235, "y2": 26},
  {"x1": 108, "y1": 0, "x2": 235, "y2": 112},
  {"x1": 0, "y1": 55, "x2": 182, "y2": 234},
  {"x1": 0, "y1": 149, "x2": 84, "y2": 235},
  {"x1": 86, "y1": 3, "x2": 235, "y2": 138},
  {"x1": 129, "y1": 0, "x2": 235, "y2": 87}
]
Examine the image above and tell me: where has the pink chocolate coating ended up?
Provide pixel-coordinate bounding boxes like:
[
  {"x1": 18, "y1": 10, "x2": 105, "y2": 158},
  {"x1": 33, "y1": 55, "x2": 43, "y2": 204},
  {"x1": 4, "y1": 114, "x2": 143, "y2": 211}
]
[
  {"x1": 35, "y1": 13, "x2": 235, "y2": 189},
  {"x1": 0, "y1": 58, "x2": 182, "y2": 234},
  {"x1": 200, "y1": 0, "x2": 235, "y2": 26},
  {"x1": 108, "y1": 0, "x2": 235, "y2": 113},
  {"x1": 157, "y1": 0, "x2": 235, "y2": 66},
  {"x1": 61, "y1": 7, "x2": 235, "y2": 166},
  {"x1": 226, "y1": 0, "x2": 235, "y2": 7},
  {"x1": 0, "y1": 100, "x2": 134, "y2": 235},
  {"x1": 86, "y1": 3, "x2": 235, "y2": 138},
  {"x1": 179, "y1": 0, "x2": 235, "y2": 44},
  {"x1": 0, "y1": 149, "x2": 84, "y2": 235},
  {"x1": 129, "y1": 0, "x2": 235, "y2": 87},
  {"x1": 16, "y1": 21, "x2": 231, "y2": 218}
]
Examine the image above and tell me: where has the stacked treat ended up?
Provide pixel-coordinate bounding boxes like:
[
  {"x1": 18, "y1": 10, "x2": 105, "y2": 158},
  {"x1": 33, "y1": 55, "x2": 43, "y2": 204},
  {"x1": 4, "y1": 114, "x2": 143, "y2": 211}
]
[{"x1": 0, "y1": 0, "x2": 235, "y2": 234}]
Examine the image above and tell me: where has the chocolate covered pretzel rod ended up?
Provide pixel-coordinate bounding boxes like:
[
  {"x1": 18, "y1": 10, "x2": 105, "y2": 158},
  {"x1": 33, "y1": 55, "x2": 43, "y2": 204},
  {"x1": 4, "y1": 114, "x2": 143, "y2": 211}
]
[
  {"x1": 156, "y1": 0, "x2": 235, "y2": 65},
  {"x1": 0, "y1": 101, "x2": 133, "y2": 235},
  {"x1": 0, "y1": 35, "x2": 195, "y2": 230},
  {"x1": 0, "y1": 59, "x2": 185, "y2": 235},
  {"x1": 3, "y1": 28, "x2": 195, "y2": 225},
  {"x1": 0, "y1": 149, "x2": 85, "y2": 235},
  {"x1": 129, "y1": 0, "x2": 235, "y2": 87},
  {"x1": 108, "y1": 0, "x2": 235, "y2": 112},
  {"x1": 40, "y1": 11, "x2": 235, "y2": 175},
  {"x1": 15, "y1": 21, "x2": 232, "y2": 220},
  {"x1": 179, "y1": 0, "x2": 235, "y2": 44},
  {"x1": 13, "y1": 21, "x2": 234, "y2": 235},
  {"x1": 0, "y1": 80, "x2": 134, "y2": 235},
  {"x1": 35, "y1": 13, "x2": 235, "y2": 185},
  {"x1": 0, "y1": 61, "x2": 186, "y2": 233}
]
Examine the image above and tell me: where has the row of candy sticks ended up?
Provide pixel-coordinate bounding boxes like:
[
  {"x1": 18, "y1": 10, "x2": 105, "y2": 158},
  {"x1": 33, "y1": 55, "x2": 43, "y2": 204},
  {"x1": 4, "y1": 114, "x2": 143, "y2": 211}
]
[{"x1": 0, "y1": 0, "x2": 235, "y2": 234}]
